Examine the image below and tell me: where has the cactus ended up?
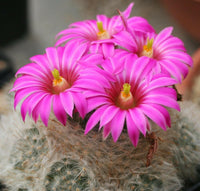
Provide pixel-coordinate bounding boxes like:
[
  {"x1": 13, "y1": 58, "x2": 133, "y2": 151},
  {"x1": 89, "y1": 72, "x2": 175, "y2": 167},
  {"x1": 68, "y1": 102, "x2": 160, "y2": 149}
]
[
  {"x1": 0, "y1": 181, "x2": 7, "y2": 191},
  {"x1": 45, "y1": 158, "x2": 92, "y2": 191},
  {"x1": 0, "y1": 100, "x2": 200, "y2": 190},
  {"x1": 0, "y1": 114, "x2": 48, "y2": 190},
  {"x1": 10, "y1": 127, "x2": 48, "y2": 172},
  {"x1": 171, "y1": 102, "x2": 200, "y2": 188}
]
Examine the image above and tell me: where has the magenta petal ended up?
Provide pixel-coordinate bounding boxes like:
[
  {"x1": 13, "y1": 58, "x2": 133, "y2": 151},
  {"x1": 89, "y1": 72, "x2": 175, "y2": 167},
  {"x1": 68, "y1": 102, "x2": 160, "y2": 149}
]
[
  {"x1": 46, "y1": 47, "x2": 60, "y2": 70},
  {"x1": 86, "y1": 96, "x2": 108, "y2": 112},
  {"x1": 14, "y1": 90, "x2": 24, "y2": 109},
  {"x1": 159, "y1": 60, "x2": 183, "y2": 83},
  {"x1": 144, "y1": 94, "x2": 180, "y2": 111},
  {"x1": 114, "y1": 31, "x2": 136, "y2": 52},
  {"x1": 53, "y1": 94, "x2": 67, "y2": 126},
  {"x1": 39, "y1": 95, "x2": 52, "y2": 126},
  {"x1": 30, "y1": 54, "x2": 52, "y2": 74},
  {"x1": 146, "y1": 118, "x2": 151, "y2": 132},
  {"x1": 85, "y1": 106, "x2": 106, "y2": 134},
  {"x1": 62, "y1": 41, "x2": 87, "y2": 71},
  {"x1": 56, "y1": 47, "x2": 65, "y2": 70},
  {"x1": 89, "y1": 43, "x2": 100, "y2": 54},
  {"x1": 153, "y1": 104, "x2": 171, "y2": 127},
  {"x1": 157, "y1": 36, "x2": 186, "y2": 52},
  {"x1": 12, "y1": 76, "x2": 45, "y2": 91},
  {"x1": 79, "y1": 68, "x2": 114, "y2": 88},
  {"x1": 164, "y1": 51, "x2": 193, "y2": 67},
  {"x1": 21, "y1": 98, "x2": 30, "y2": 121},
  {"x1": 122, "y1": 2, "x2": 134, "y2": 18},
  {"x1": 32, "y1": 100, "x2": 42, "y2": 123},
  {"x1": 83, "y1": 90, "x2": 106, "y2": 98},
  {"x1": 80, "y1": 53, "x2": 104, "y2": 67},
  {"x1": 126, "y1": 56, "x2": 153, "y2": 85},
  {"x1": 129, "y1": 107, "x2": 147, "y2": 135},
  {"x1": 62, "y1": 42, "x2": 77, "y2": 70},
  {"x1": 70, "y1": 42, "x2": 88, "y2": 62},
  {"x1": 102, "y1": 57, "x2": 124, "y2": 74},
  {"x1": 154, "y1": 27, "x2": 173, "y2": 45},
  {"x1": 31, "y1": 107, "x2": 39, "y2": 123},
  {"x1": 173, "y1": 60, "x2": 189, "y2": 78},
  {"x1": 72, "y1": 92, "x2": 87, "y2": 118},
  {"x1": 148, "y1": 87, "x2": 177, "y2": 100},
  {"x1": 27, "y1": 92, "x2": 49, "y2": 115},
  {"x1": 107, "y1": 16, "x2": 122, "y2": 33},
  {"x1": 56, "y1": 27, "x2": 88, "y2": 38},
  {"x1": 100, "y1": 105, "x2": 120, "y2": 128},
  {"x1": 15, "y1": 63, "x2": 50, "y2": 80},
  {"x1": 111, "y1": 110, "x2": 126, "y2": 142},
  {"x1": 127, "y1": 17, "x2": 155, "y2": 33},
  {"x1": 55, "y1": 36, "x2": 75, "y2": 47},
  {"x1": 14, "y1": 88, "x2": 39, "y2": 109},
  {"x1": 133, "y1": 57, "x2": 153, "y2": 83},
  {"x1": 31, "y1": 93, "x2": 50, "y2": 123},
  {"x1": 60, "y1": 91, "x2": 74, "y2": 117},
  {"x1": 12, "y1": 83, "x2": 45, "y2": 93},
  {"x1": 103, "y1": 122, "x2": 112, "y2": 140},
  {"x1": 147, "y1": 76, "x2": 177, "y2": 91},
  {"x1": 139, "y1": 104, "x2": 167, "y2": 130},
  {"x1": 26, "y1": 94, "x2": 52, "y2": 126},
  {"x1": 101, "y1": 43, "x2": 115, "y2": 58},
  {"x1": 20, "y1": 92, "x2": 42, "y2": 121},
  {"x1": 126, "y1": 111, "x2": 140, "y2": 147},
  {"x1": 76, "y1": 79, "x2": 106, "y2": 93}
]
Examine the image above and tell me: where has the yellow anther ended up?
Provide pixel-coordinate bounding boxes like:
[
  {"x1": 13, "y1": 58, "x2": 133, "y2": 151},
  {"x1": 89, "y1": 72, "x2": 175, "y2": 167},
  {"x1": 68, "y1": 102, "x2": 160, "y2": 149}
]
[
  {"x1": 51, "y1": 69, "x2": 70, "y2": 93},
  {"x1": 122, "y1": 83, "x2": 131, "y2": 98},
  {"x1": 146, "y1": 37, "x2": 154, "y2": 50},
  {"x1": 97, "y1": 21, "x2": 104, "y2": 33},
  {"x1": 116, "y1": 83, "x2": 135, "y2": 109},
  {"x1": 96, "y1": 21, "x2": 110, "y2": 40},
  {"x1": 52, "y1": 69, "x2": 61, "y2": 80},
  {"x1": 141, "y1": 37, "x2": 154, "y2": 58}
]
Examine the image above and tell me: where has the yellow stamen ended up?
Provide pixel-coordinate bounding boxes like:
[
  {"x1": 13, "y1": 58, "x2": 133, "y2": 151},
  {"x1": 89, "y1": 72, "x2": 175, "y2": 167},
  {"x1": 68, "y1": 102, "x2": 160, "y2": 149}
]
[
  {"x1": 52, "y1": 69, "x2": 60, "y2": 80},
  {"x1": 141, "y1": 37, "x2": 154, "y2": 58},
  {"x1": 146, "y1": 37, "x2": 154, "y2": 50},
  {"x1": 121, "y1": 83, "x2": 131, "y2": 98},
  {"x1": 96, "y1": 21, "x2": 110, "y2": 40},
  {"x1": 116, "y1": 83, "x2": 135, "y2": 110},
  {"x1": 52, "y1": 69, "x2": 70, "y2": 93},
  {"x1": 97, "y1": 21, "x2": 104, "y2": 33}
]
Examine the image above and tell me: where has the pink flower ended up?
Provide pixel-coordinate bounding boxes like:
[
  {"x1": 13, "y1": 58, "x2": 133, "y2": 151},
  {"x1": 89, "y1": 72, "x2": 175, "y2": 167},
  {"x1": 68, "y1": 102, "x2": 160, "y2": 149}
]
[
  {"x1": 115, "y1": 27, "x2": 193, "y2": 83},
  {"x1": 55, "y1": 3, "x2": 153, "y2": 55},
  {"x1": 55, "y1": 3, "x2": 133, "y2": 50},
  {"x1": 80, "y1": 55, "x2": 180, "y2": 147},
  {"x1": 11, "y1": 42, "x2": 89, "y2": 126}
]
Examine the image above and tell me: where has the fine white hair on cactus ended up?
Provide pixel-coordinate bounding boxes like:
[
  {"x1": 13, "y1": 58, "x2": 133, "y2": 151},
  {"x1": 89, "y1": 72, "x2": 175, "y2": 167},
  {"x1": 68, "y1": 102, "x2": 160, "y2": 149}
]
[{"x1": 0, "y1": 100, "x2": 200, "y2": 190}]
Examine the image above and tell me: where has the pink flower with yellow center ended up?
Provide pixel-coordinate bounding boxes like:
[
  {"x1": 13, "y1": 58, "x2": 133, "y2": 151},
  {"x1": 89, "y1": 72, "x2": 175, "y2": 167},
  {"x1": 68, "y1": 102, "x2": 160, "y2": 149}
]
[
  {"x1": 55, "y1": 3, "x2": 133, "y2": 53},
  {"x1": 114, "y1": 27, "x2": 193, "y2": 83},
  {"x1": 11, "y1": 42, "x2": 89, "y2": 126},
  {"x1": 55, "y1": 3, "x2": 133, "y2": 44},
  {"x1": 55, "y1": 3, "x2": 154, "y2": 55},
  {"x1": 80, "y1": 55, "x2": 180, "y2": 147}
]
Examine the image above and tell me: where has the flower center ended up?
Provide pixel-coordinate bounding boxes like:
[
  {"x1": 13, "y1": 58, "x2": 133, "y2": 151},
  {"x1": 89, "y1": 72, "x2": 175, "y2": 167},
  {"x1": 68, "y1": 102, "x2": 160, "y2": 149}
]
[
  {"x1": 52, "y1": 69, "x2": 70, "y2": 94},
  {"x1": 97, "y1": 21, "x2": 110, "y2": 40},
  {"x1": 141, "y1": 37, "x2": 154, "y2": 58},
  {"x1": 116, "y1": 83, "x2": 135, "y2": 109}
]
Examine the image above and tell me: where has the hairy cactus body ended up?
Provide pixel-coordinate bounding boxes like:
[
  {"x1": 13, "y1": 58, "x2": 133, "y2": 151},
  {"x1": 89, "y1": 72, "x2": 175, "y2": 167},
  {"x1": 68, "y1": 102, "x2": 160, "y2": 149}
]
[
  {"x1": 0, "y1": 92, "x2": 200, "y2": 190},
  {"x1": 45, "y1": 158, "x2": 92, "y2": 191}
]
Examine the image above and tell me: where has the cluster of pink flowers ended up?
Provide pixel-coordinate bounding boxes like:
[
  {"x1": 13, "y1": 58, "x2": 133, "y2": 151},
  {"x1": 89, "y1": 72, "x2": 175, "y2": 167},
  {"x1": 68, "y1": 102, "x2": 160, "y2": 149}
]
[{"x1": 12, "y1": 3, "x2": 193, "y2": 147}]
